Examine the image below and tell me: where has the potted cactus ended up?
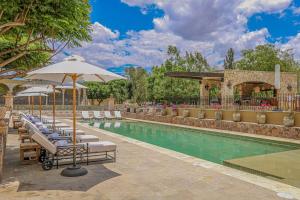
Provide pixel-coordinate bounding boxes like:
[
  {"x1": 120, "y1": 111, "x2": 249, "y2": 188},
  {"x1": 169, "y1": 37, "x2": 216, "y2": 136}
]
[{"x1": 283, "y1": 111, "x2": 294, "y2": 127}]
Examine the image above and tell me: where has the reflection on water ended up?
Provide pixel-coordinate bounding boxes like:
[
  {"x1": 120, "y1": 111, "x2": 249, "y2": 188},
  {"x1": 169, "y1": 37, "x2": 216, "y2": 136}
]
[{"x1": 91, "y1": 121, "x2": 300, "y2": 165}]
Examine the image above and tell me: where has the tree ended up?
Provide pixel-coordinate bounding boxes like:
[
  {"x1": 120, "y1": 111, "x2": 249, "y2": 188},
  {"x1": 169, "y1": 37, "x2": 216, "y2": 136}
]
[
  {"x1": 148, "y1": 45, "x2": 210, "y2": 103},
  {"x1": 108, "y1": 79, "x2": 128, "y2": 103},
  {"x1": 224, "y1": 48, "x2": 235, "y2": 69},
  {"x1": 235, "y1": 44, "x2": 299, "y2": 72},
  {"x1": 86, "y1": 82, "x2": 110, "y2": 104},
  {"x1": 0, "y1": 0, "x2": 91, "y2": 77},
  {"x1": 125, "y1": 67, "x2": 148, "y2": 104}
]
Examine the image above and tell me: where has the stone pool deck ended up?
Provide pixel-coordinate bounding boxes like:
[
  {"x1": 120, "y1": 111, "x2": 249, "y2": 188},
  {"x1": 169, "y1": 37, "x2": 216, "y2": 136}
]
[
  {"x1": 224, "y1": 149, "x2": 300, "y2": 188},
  {"x1": 0, "y1": 118, "x2": 299, "y2": 200}
]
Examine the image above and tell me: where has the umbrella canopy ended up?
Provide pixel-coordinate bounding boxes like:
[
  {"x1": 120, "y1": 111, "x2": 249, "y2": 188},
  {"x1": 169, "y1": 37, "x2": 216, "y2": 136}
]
[
  {"x1": 20, "y1": 86, "x2": 60, "y2": 94},
  {"x1": 16, "y1": 92, "x2": 48, "y2": 97},
  {"x1": 27, "y1": 55, "x2": 125, "y2": 83},
  {"x1": 56, "y1": 82, "x2": 87, "y2": 89},
  {"x1": 26, "y1": 55, "x2": 125, "y2": 177},
  {"x1": 22, "y1": 79, "x2": 60, "y2": 87}
]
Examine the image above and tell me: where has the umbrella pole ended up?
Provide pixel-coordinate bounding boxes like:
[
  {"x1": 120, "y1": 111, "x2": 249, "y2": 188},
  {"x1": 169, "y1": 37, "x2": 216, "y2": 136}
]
[
  {"x1": 52, "y1": 85, "x2": 56, "y2": 130},
  {"x1": 39, "y1": 95, "x2": 42, "y2": 120},
  {"x1": 72, "y1": 74, "x2": 77, "y2": 166},
  {"x1": 61, "y1": 74, "x2": 87, "y2": 177},
  {"x1": 28, "y1": 96, "x2": 30, "y2": 114},
  {"x1": 31, "y1": 96, "x2": 34, "y2": 115}
]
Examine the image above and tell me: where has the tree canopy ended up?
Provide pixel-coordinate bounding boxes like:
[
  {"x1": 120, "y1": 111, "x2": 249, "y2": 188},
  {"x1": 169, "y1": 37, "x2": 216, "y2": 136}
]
[
  {"x1": 224, "y1": 48, "x2": 234, "y2": 69},
  {"x1": 235, "y1": 44, "x2": 299, "y2": 72},
  {"x1": 0, "y1": 0, "x2": 91, "y2": 77}
]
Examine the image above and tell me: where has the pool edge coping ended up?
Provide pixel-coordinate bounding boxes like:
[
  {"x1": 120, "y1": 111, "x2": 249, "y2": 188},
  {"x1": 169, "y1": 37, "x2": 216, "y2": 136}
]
[
  {"x1": 70, "y1": 119, "x2": 300, "y2": 200},
  {"x1": 124, "y1": 118, "x2": 300, "y2": 145}
]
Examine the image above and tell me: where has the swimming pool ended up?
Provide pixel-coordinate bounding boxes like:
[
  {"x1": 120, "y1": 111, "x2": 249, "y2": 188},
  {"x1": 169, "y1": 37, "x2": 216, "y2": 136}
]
[{"x1": 90, "y1": 120, "x2": 300, "y2": 164}]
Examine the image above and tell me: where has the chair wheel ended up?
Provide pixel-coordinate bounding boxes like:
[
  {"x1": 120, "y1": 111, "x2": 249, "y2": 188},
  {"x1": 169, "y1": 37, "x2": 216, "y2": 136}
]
[
  {"x1": 39, "y1": 155, "x2": 45, "y2": 162},
  {"x1": 42, "y1": 160, "x2": 53, "y2": 170}
]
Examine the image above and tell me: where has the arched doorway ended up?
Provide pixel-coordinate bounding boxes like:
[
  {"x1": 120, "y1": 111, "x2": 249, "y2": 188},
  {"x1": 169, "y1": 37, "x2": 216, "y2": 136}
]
[{"x1": 233, "y1": 81, "x2": 277, "y2": 106}]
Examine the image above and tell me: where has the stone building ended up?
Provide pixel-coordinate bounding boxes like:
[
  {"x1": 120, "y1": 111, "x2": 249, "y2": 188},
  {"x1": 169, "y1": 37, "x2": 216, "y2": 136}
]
[{"x1": 166, "y1": 69, "x2": 298, "y2": 103}]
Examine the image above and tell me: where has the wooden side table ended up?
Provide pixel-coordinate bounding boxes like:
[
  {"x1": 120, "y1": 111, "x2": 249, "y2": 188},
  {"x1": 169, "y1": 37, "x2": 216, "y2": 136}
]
[
  {"x1": 20, "y1": 142, "x2": 41, "y2": 164},
  {"x1": 18, "y1": 127, "x2": 28, "y2": 136}
]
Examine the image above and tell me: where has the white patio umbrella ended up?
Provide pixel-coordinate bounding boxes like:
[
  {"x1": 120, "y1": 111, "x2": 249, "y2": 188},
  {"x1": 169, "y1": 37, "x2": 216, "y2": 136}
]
[
  {"x1": 26, "y1": 55, "x2": 125, "y2": 177},
  {"x1": 56, "y1": 82, "x2": 87, "y2": 106},
  {"x1": 20, "y1": 86, "x2": 60, "y2": 127},
  {"x1": 16, "y1": 92, "x2": 48, "y2": 119}
]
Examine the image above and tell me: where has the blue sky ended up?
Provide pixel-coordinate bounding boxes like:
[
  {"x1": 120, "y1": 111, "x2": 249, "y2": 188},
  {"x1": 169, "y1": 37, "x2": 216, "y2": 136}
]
[
  {"x1": 90, "y1": 0, "x2": 163, "y2": 38},
  {"x1": 61, "y1": 0, "x2": 300, "y2": 73}
]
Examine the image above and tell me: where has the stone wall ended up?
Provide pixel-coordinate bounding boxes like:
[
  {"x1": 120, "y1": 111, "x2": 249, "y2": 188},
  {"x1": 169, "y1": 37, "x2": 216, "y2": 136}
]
[
  {"x1": 223, "y1": 70, "x2": 298, "y2": 97},
  {"x1": 0, "y1": 107, "x2": 8, "y2": 182},
  {"x1": 124, "y1": 112, "x2": 300, "y2": 140}
]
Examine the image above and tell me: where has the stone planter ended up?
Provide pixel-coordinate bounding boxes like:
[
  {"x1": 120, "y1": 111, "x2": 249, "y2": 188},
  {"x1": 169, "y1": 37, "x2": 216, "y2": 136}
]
[
  {"x1": 283, "y1": 113, "x2": 294, "y2": 127},
  {"x1": 215, "y1": 110, "x2": 222, "y2": 120},
  {"x1": 232, "y1": 112, "x2": 241, "y2": 122},
  {"x1": 171, "y1": 110, "x2": 178, "y2": 117},
  {"x1": 182, "y1": 110, "x2": 190, "y2": 118},
  {"x1": 256, "y1": 113, "x2": 266, "y2": 124},
  {"x1": 161, "y1": 109, "x2": 168, "y2": 116},
  {"x1": 198, "y1": 111, "x2": 205, "y2": 119}
]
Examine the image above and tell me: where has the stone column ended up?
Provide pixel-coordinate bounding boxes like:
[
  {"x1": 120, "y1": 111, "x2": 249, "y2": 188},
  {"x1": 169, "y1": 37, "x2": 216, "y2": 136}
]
[
  {"x1": 4, "y1": 92, "x2": 14, "y2": 110},
  {"x1": 62, "y1": 89, "x2": 66, "y2": 106}
]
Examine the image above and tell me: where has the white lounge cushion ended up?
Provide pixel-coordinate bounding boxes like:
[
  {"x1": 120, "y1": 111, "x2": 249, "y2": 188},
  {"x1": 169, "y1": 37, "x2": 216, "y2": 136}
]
[
  {"x1": 83, "y1": 141, "x2": 116, "y2": 153},
  {"x1": 31, "y1": 130, "x2": 57, "y2": 155},
  {"x1": 76, "y1": 135, "x2": 99, "y2": 143}
]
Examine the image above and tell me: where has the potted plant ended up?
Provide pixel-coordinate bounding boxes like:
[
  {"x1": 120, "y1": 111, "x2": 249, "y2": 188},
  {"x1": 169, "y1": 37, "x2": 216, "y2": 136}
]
[
  {"x1": 198, "y1": 109, "x2": 205, "y2": 119},
  {"x1": 171, "y1": 104, "x2": 178, "y2": 117},
  {"x1": 256, "y1": 111, "x2": 266, "y2": 124},
  {"x1": 232, "y1": 105, "x2": 241, "y2": 122},
  {"x1": 182, "y1": 109, "x2": 190, "y2": 118},
  {"x1": 283, "y1": 111, "x2": 294, "y2": 127}
]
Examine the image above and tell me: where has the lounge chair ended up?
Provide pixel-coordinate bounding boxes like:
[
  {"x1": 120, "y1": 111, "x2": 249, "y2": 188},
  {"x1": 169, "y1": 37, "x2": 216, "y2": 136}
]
[
  {"x1": 81, "y1": 111, "x2": 91, "y2": 120},
  {"x1": 104, "y1": 122, "x2": 111, "y2": 128},
  {"x1": 93, "y1": 122, "x2": 101, "y2": 128},
  {"x1": 114, "y1": 122, "x2": 121, "y2": 128},
  {"x1": 104, "y1": 111, "x2": 115, "y2": 120},
  {"x1": 28, "y1": 122, "x2": 116, "y2": 170},
  {"x1": 114, "y1": 111, "x2": 122, "y2": 119},
  {"x1": 93, "y1": 111, "x2": 104, "y2": 120}
]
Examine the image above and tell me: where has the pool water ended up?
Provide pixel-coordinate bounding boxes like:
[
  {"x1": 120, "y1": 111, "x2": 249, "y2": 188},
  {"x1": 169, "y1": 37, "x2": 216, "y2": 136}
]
[{"x1": 90, "y1": 121, "x2": 300, "y2": 164}]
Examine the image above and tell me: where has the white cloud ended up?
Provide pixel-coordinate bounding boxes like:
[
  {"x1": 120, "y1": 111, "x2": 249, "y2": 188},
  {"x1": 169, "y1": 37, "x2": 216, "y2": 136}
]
[
  {"x1": 54, "y1": 0, "x2": 295, "y2": 69},
  {"x1": 280, "y1": 33, "x2": 300, "y2": 61},
  {"x1": 237, "y1": 0, "x2": 292, "y2": 15}
]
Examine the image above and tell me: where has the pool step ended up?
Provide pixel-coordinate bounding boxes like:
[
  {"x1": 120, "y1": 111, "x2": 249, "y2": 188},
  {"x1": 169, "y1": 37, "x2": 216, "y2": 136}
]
[{"x1": 223, "y1": 160, "x2": 284, "y2": 180}]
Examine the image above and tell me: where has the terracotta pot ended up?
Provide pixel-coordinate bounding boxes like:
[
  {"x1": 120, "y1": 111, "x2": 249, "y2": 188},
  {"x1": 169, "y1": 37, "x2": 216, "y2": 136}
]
[
  {"x1": 161, "y1": 109, "x2": 168, "y2": 116},
  {"x1": 215, "y1": 110, "x2": 222, "y2": 120},
  {"x1": 171, "y1": 110, "x2": 178, "y2": 117},
  {"x1": 256, "y1": 113, "x2": 266, "y2": 124},
  {"x1": 232, "y1": 112, "x2": 241, "y2": 122},
  {"x1": 198, "y1": 111, "x2": 205, "y2": 119}
]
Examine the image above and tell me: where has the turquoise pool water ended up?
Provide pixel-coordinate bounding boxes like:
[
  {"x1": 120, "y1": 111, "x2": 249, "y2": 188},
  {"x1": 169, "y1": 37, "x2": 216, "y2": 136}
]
[{"x1": 90, "y1": 121, "x2": 300, "y2": 164}]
